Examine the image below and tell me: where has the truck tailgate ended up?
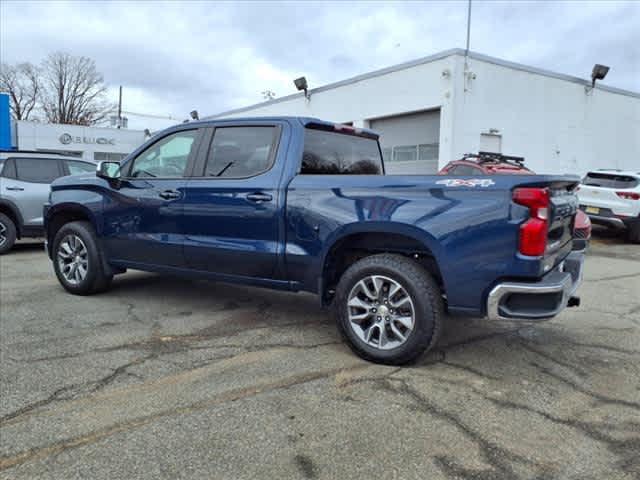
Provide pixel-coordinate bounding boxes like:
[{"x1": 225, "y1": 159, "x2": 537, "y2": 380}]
[{"x1": 518, "y1": 178, "x2": 580, "y2": 271}]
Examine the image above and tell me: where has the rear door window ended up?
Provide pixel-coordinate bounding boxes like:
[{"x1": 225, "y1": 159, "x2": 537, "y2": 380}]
[
  {"x1": 583, "y1": 172, "x2": 639, "y2": 189},
  {"x1": 203, "y1": 126, "x2": 278, "y2": 178},
  {"x1": 15, "y1": 158, "x2": 63, "y2": 183},
  {"x1": 302, "y1": 129, "x2": 383, "y2": 174}
]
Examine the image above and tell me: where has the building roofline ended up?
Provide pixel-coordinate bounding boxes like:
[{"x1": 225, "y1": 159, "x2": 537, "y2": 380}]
[
  {"x1": 205, "y1": 48, "x2": 462, "y2": 119},
  {"x1": 467, "y1": 51, "x2": 640, "y2": 99},
  {"x1": 206, "y1": 48, "x2": 640, "y2": 118}
]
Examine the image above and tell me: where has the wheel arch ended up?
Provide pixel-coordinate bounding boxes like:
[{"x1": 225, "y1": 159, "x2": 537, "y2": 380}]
[
  {"x1": 0, "y1": 199, "x2": 25, "y2": 238},
  {"x1": 320, "y1": 222, "x2": 447, "y2": 305},
  {"x1": 45, "y1": 204, "x2": 97, "y2": 258}
]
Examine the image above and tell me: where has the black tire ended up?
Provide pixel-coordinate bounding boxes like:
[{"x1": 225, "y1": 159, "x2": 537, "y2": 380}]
[
  {"x1": 627, "y1": 220, "x2": 640, "y2": 244},
  {"x1": 333, "y1": 253, "x2": 443, "y2": 365},
  {"x1": 52, "y1": 221, "x2": 113, "y2": 295},
  {"x1": 0, "y1": 213, "x2": 17, "y2": 255}
]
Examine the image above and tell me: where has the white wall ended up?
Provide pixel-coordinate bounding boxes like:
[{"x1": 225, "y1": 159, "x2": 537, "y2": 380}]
[
  {"x1": 16, "y1": 121, "x2": 146, "y2": 161},
  {"x1": 213, "y1": 51, "x2": 639, "y2": 176},
  {"x1": 217, "y1": 55, "x2": 459, "y2": 165},
  {"x1": 450, "y1": 55, "x2": 640, "y2": 175}
]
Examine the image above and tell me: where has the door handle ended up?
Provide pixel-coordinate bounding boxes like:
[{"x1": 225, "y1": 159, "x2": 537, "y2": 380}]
[
  {"x1": 6, "y1": 186, "x2": 24, "y2": 191},
  {"x1": 158, "y1": 190, "x2": 181, "y2": 200},
  {"x1": 246, "y1": 192, "x2": 273, "y2": 203}
]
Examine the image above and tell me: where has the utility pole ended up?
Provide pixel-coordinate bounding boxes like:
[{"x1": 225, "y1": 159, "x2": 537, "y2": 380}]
[
  {"x1": 464, "y1": 0, "x2": 472, "y2": 92},
  {"x1": 117, "y1": 86, "x2": 122, "y2": 129},
  {"x1": 465, "y1": 0, "x2": 472, "y2": 57}
]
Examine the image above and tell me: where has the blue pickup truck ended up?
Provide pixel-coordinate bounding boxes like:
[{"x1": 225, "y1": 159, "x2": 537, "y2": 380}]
[{"x1": 44, "y1": 117, "x2": 584, "y2": 364}]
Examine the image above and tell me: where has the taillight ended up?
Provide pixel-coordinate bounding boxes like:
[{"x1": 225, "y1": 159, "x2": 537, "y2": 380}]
[
  {"x1": 513, "y1": 187, "x2": 550, "y2": 256},
  {"x1": 616, "y1": 191, "x2": 640, "y2": 200}
]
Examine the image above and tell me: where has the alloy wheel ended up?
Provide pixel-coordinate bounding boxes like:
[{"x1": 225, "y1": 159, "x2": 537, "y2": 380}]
[
  {"x1": 57, "y1": 234, "x2": 89, "y2": 285},
  {"x1": 0, "y1": 221, "x2": 6, "y2": 247},
  {"x1": 347, "y1": 275, "x2": 415, "y2": 350}
]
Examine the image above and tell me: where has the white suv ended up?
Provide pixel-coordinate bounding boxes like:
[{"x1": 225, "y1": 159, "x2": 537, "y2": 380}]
[{"x1": 578, "y1": 170, "x2": 640, "y2": 243}]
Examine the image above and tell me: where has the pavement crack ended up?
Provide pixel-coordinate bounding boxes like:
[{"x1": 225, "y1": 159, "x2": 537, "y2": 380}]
[
  {"x1": 440, "y1": 361, "x2": 501, "y2": 381},
  {"x1": 440, "y1": 328, "x2": 523, "y2": 350},
  {"x1": 589, "y1": 272, "x2": 640, "y2": 283},
  {"x1": 0, "y1": 384, "x2": 78, "y2": 424},
  {"x1": 1, "y1": 355, "x2": 155, "y2": 425},
  {"x1": 517, "y1": 341, "x2": 589, "y2": 378},
  {"x1": 89, "y1": 354, "x2": 156, "y2": 393},
  {"x1": 0, "y1": 363, "x2": 369, "y2": 472},
  {"x1": 125, "y1": 303, "x2": 145, "y2": 325},
  {"x1": 483, "y1": 391, "x2": 640, "y2": 475},
  {"x1": 432, "y1": 374, "x2": 640, "y2": 476},
  {"x1": 529, "y1": 361, "x2": 640, "y2": 411},
  {"x1": 377, "y1": 377, "x2": 533, "y2": 479}
]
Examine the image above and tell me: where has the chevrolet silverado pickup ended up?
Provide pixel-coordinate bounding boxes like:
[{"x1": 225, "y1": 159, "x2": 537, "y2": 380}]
[{"x1": 44, "y1": 117, "x2": 585, "y2": 364}]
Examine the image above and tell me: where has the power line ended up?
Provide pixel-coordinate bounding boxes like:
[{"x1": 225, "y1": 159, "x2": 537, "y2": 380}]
[{"x1": 120, "y1": 110, "x2": 180, "y2": 121}]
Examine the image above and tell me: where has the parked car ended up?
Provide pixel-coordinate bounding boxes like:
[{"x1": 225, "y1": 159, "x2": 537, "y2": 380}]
[
  {"x1": 0, "y1": 151, "x2": 96, "y2": 254},
  {"x1": 577, "y1": 170, "x2": 640, "y2": 243},
  {"x1": 440, "y1": 152, "x2": 591, "y2": 250},
  {"x1": 44, "y1": 118, "x2": 585, "y2": 365}
]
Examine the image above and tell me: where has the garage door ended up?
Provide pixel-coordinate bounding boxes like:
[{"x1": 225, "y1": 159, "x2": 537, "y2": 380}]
[{"x1": 370, "y1": 109, "x2": 440, "y2": 174}]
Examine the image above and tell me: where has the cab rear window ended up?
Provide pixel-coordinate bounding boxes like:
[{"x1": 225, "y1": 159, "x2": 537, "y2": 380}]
[
  {"x1": 301, "y1": 129, "x2": 383, "y2": 175},
  {"x1": 583, "y1": 172, "x2": 639, "y2": 189}
]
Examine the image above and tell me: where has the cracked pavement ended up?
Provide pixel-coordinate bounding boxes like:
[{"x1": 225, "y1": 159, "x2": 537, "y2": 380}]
[{"x1": 1, "y1": 227, "x2": 638, "y2": 479}]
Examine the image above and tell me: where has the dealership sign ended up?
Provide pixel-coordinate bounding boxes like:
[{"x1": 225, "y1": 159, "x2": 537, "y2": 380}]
[{"x1": 59, "y1": 133, "x2": 115, "y2": 146}]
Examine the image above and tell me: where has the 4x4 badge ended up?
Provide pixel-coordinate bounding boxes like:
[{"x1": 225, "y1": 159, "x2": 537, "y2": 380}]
[{"x1": 436, "y1": 179, "x2": 495, "y2": 188}]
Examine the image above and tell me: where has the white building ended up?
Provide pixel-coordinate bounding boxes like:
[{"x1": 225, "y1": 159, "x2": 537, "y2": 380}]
[
  {"x1": 14, "y1": 120, "x2": 147, "y2": 162},
  {"x1": 208, "y1": 49, "x2": 640, "y2": 176}
]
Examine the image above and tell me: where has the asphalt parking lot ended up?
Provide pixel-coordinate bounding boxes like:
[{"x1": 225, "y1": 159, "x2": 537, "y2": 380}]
[{"x1": 1, "y1": 228, "x2": 638, "y2": 480}]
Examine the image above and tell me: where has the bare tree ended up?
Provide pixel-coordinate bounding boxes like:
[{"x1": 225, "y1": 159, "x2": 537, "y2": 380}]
[
  {"x1": 0, "y1": 62, "x2": 41, "y2": 120},
  {"x1": 40, "y1": 52, "x2": 113, "y2": 125}
]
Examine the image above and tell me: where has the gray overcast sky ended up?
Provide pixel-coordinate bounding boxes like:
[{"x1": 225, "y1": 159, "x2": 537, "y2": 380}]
[{"x1": 1, "y1": 0, "x2": 638, "y2": 130}]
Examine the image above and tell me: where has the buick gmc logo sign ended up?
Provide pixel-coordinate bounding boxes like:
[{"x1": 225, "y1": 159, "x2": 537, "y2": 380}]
[{"x1": 58, "y1": 133, "x2": 115, "y2": 146}]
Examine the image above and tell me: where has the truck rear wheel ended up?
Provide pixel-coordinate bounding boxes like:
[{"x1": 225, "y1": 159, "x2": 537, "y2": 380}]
[{"x1": 333, "y1": 253, "x2": 443, "y2": 365}]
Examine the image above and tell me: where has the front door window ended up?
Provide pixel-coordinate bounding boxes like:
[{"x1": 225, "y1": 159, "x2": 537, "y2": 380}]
[{"x1": 129, "y1": 130, "x2": 197, "y2": 178}]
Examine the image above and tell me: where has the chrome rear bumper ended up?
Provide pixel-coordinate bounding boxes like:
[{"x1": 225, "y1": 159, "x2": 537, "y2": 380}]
[{"x1": 487, "y1": 251, "x2": 584, "y2": 321}]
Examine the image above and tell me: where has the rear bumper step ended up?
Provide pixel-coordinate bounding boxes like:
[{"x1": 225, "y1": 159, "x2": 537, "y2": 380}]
[{"x1": 487, "y1": 251, "x2": 584, "y2": 321}]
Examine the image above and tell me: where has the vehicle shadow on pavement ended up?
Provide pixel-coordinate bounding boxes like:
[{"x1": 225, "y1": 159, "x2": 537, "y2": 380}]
[
  {"x1": 590, "y1": 225, "x2": 628, "y2": 244},
  {"x1": 5, "y1": 241, "x2": 45, "y2": 254},
  {"x1": 102, "y1": 271, "x2": 603, "y2": 372}
]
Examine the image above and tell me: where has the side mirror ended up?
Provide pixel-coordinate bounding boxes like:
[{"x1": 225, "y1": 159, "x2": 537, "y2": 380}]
[{"x1": 96, "y1": 161, "x2": 121, "y2": 180}]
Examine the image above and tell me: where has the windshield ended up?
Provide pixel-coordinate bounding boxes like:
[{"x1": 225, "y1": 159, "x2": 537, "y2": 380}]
[{"x1": 301, "y1": 128, "x2": 383, "y2": 174}]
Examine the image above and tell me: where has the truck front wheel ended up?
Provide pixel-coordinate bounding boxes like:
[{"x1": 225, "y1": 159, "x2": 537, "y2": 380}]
[
  {"x1": 52, "y1": 221, "x2": 113, "y2": 295},
  {"x1": 333, "y1": 253, "x2": 443, "y2": 365}
]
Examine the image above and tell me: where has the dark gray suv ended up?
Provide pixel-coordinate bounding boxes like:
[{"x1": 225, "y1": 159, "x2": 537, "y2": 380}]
[{"x1": 0, "y1": 151, "x2": 96, "y2": 254}]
